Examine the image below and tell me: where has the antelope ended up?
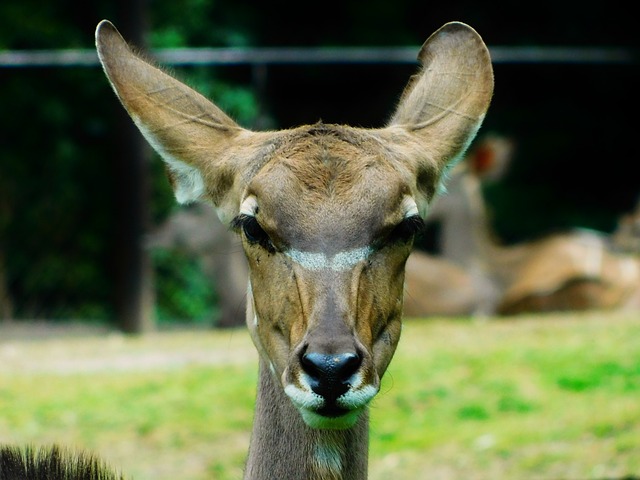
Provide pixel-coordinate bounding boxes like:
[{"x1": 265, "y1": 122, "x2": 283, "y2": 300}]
[
  {"x1": 427, "y1": 135, "x2": 640, "y2": 315},
  {"x1": 96, "y1": 18, "x2": 493, "y2": 480}
]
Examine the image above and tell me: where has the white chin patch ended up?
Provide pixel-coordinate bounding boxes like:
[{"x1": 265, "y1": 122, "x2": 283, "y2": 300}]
[
  {"x1": 284, "y1": 380, "x2": 378, "y2": 430},
  {"x1": 284, "y1": 384, "x2": 323, "y2": 411},
  {"x1": 336, "y1": 384, "x2": 378, "y2": 410},
  {"x1": 300, "y1": 407, "x2": 364, "y2": 430}
]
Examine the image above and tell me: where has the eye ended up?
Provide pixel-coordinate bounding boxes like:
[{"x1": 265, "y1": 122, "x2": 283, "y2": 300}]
[
  {"x1": 387, "y1": 215, "x2": 425, "y2": 244},
  {"x1": 231, "y1": 214, "x2": 275, "y2": 253}
]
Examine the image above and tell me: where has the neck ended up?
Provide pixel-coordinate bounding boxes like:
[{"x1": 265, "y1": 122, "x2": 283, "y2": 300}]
[{"x1": 244, "y1": 359, "x2": 369, "y2": 480}]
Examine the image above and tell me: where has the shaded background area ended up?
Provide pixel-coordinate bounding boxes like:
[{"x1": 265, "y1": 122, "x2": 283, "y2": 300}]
[{"x1": 1, "y1": 0, "x2": 638, "y2": 329}]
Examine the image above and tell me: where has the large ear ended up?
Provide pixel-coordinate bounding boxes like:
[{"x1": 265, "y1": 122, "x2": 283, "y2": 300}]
[
  {"x1": 389, "y1": 22, "x2": 494, "y2": 201},
  {"x1": 95, "y1": 20, "x2": 254, "y2": 221}
]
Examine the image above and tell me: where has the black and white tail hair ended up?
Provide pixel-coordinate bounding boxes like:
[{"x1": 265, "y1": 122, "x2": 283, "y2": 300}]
[{"x1": 0, "y1": 445, "x2": 126, "y2": 480}]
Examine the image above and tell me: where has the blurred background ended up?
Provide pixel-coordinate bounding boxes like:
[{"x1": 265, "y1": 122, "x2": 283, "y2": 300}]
[{"x1": 1, "y1": 0, "x2": 638, "y2": 332}]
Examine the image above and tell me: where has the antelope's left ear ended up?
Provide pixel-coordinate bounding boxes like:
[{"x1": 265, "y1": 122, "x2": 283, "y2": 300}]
[
  {"x1": 95, "y1": 20, "x2": 262, "y2": 224},
  {"x1": 389, "y1": 22, "x2": 494, "y2": 200}
]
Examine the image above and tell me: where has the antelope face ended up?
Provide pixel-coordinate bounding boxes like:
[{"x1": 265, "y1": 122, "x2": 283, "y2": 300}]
[
  {"x1": 232, "y1": 126, "x2": 424, "y2": 428},
  {"x1": 96, "y1": 20, "x2": 493, "y2": 429}
]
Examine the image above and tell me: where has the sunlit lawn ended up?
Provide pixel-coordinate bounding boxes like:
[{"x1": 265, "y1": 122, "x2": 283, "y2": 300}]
[{"x1": 1, "y1": 311, "x2": 639, "y2": 479}]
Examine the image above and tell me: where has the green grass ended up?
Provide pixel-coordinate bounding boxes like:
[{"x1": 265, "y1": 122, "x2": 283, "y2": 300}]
[
  {"x1": 371, "y1": 312, "x2": 640, "y2": 478},
  {"x1": 1, "y1": 311, "x2": 639, "y2": 479}
]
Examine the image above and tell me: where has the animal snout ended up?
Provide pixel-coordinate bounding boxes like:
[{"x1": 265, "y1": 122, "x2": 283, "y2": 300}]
[{"x1": 300, "y1": 351, "x2": 362, "y2": 400}]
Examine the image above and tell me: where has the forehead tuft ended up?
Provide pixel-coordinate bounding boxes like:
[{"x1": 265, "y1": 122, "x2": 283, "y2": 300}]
[{"x1": 266, "y1": 125, "x2": 401, "y2": 197}]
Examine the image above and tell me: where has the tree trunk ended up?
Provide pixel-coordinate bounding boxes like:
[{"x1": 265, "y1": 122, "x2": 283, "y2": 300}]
[
  {"x1": 0, "y1": 247, "x2": 14, "y2": 322},
  {"x1": 112, "y1": 0, "x2": 155, "y2": 334}
]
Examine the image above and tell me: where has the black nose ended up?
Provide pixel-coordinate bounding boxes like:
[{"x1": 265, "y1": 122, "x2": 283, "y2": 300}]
[{"x1": 300, "y1": 352, "x2": 362, "y2": 400}]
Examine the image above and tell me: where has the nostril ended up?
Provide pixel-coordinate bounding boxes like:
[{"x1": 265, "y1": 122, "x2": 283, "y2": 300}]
[
  {"x1": 336, "y1": 352, "x2": 362, "y2": 380},
  {"x1": 301, "y1": 352, "x2": 362, "y2": 384},
  {"x1": 300, "y1": 351, "x2": 322, "y2": 379}
]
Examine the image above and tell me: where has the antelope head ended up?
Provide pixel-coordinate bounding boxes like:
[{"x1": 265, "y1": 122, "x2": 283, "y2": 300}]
[{"x1": 96, "y1": 21, "x2": 493, "y2": 430}]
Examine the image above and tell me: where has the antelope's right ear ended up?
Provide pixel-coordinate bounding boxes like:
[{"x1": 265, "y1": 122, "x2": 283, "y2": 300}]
[
  {"x1": 95, "y1": 20, "x2": 253, "y2": 220},
  {"x1": 388, "y1": 22, "x2": 493, "y2": 214}
]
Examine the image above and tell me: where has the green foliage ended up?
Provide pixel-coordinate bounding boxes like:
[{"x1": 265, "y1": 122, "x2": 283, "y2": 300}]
[
  {"x1": 152, "y1": 249, "x2": 218, "y2": 325},
  {"x1": 0, "y1": 0, "x2": 91, "y2": 49},
  {"x1": 149, "y1": 0, "x2": 255, "y2": 48},
  {"x1": 1, "y1": 68, "x2": 117, "y2": 319}
]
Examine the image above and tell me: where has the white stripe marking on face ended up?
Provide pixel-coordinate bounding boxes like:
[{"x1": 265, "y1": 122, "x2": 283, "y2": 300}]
[
  {"x1": 285, "y1": 246, "x2": 373, "y2": 272},
  {"x1": 283, "y1": 196, "x2": 420, "y2": 271}
]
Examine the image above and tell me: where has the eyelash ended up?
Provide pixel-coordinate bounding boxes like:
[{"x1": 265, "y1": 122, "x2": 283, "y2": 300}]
[
  {"x1": 387, "y1": 215, "x2": 425, "y2": 244},
  {"x1": 231, "y1": 214, "x2": 275, "y2": 253},
  {"x1": 231, "y1": 213, "x2": 423, "y2": 253}
]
